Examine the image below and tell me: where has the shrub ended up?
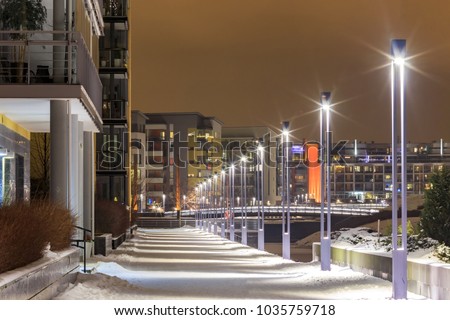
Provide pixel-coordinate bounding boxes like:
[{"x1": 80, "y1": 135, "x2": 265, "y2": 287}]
[
  {"x1": 420, "y1": 167, "x2": 450, "y2": 246},
  {"x1": 434, "y1": 243, "x2": 450, "y2": 263},
  {"x1": 34, "y1": 201, "x2": 75, "y2": 251},
  {"x1": 95, "y1": 200, "x2": 129, "y2": 237},
  {"x1": 0, "y1": 202, "x2": 75, "y2": 274}
]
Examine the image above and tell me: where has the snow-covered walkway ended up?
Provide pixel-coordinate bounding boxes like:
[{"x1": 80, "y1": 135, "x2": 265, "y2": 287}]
[{"x1": 55, "y1": 227, "x2": 425, "y2": 299}]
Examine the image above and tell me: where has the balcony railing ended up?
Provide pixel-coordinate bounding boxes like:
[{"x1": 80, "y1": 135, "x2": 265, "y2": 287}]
[
  {"x1": 102, "y1": 99, "x2": 127, "y2": 120},
  {"x1": 0, "y1": 31, "x2": 102, "y2": 114},
  {"x1": 103, "y1": 0, "x2": 128, "y2": 17},
  {"x1": 100, "y1": 49, "x2": 128, "y2": 68}
]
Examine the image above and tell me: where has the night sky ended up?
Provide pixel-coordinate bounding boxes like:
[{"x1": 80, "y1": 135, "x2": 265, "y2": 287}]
[{"x1": 130, "y1": 0, "x2": 450, "y2": 143}]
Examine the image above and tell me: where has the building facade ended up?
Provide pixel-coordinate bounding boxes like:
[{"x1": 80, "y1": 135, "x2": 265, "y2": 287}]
[
  {"x1": 96, "y1": 0, "x2": 130, "y2": 206},
  {"x1": 0, "y1": 0, "x2": 104, "y2": 232},
  {"x1": 221, "y1": 126, "x2": 279, "y2": 206},
  {"x1": 325, "y1": 140, "x2": 450, "y2": 203},
  {"x1": 129, "y1": 112, "x2": 223, "y2": 211}
]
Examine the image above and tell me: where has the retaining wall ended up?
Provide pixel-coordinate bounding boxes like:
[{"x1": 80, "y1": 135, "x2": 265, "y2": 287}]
[
  {"x1": 312, "y1": 243, "x2": 450, "y2": 299},
  {"x1": 0, "y1": 248, "x2": 79, "y2": 300}
]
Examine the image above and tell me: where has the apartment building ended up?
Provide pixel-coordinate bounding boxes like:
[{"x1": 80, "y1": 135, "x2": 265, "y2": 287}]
[
  {"x1": 323, "y1": 140, "x2": 450, "y2": 202},
  {"x1": 0, "y1": 0, "x2": 104, "y2": 231},
  {"x1": 129, "y1": 112, "x2": 223, "y2": 211},
  {"x1": 221, "y1": 126, "x2": 278, "y2": 206},
  {"x1": 96, "y1": 0, "x2": 130, "y2": 206}
]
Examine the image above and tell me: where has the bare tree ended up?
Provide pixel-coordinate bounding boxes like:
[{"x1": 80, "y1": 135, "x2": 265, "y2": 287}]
[{"x1": 30, "y1": 132, "x2": 50, "y2": 199}]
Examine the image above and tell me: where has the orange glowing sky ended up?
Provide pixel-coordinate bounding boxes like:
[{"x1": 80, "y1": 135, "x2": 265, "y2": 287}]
[{"x1": 130, "y1": 0, "x2": 450, "y2": 143}]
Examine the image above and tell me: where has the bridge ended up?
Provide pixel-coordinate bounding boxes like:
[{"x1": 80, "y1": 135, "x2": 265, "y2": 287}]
[
  {"x1": 166, "y1": 203, "x2": 388, "y2": 218},
  {"x1": 136, "y1": 203, "x2": 390, "y2": 244}
]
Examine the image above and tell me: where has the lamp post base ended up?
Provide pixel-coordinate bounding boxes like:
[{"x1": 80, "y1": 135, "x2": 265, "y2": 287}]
[
  {"x1": 213, "y1": 222, "x2": 218, "y2": 235},
  {"x1": 258, "y1": 229, "x2": 264, "y2": 251},
  {"x1": 320, "y1": 237, "x2": 331, "y2": 271},
  {"x1": 230, "y1": 224, "x2": 235, "y2": 242},
  {"x1": 221, "y1": 222, "x2": 225, "y2": 238},
  {"x1": 282, "y1": 232, "x2": 290, "y2": 260},
  {"x1": 242, "y1": 226, "x2": 247, "y2": 245},
  {"x1": 392, "y1": 249, "x2": 408, "y2": 299}
]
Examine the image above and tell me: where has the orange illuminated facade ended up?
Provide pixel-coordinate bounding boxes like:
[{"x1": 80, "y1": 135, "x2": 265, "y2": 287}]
[{"x1": 306, "y1": 143, "x2": 321, "y2": 202}]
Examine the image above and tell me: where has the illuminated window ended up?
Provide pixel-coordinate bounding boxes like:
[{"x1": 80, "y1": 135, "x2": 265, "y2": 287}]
[{"x1": 335, "y1": 165, "x2": 345, "y2": 173}]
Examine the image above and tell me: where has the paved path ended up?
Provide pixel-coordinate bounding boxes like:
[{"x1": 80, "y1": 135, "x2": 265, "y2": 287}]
[{"x1": 56, "y1": 227, "x2": 420, "y2": 299}]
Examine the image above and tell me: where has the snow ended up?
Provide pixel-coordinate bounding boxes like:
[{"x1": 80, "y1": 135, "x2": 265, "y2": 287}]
[
  {"x1": 331, "y1": 226, "x2": 443, "y2": 262},
  {"x1": 54, "y1": 227, "x2": 426, "y2": 300},
  {"x1": 0, "y1": 248, "x2": 75, "y2": 288}
]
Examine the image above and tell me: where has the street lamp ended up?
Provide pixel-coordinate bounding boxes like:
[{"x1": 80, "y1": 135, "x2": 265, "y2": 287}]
[
  {"x1": 391, "y1": 38, "x2": 407, "y2": 299},
  {"x1": 257, "y1": 142, "x2": 265, "y2": 251},
  {"x1": 194, "y1": 187, "x2": 198, "y2": 228},
  {"x1": 229, "y1": 164, "x2": 235, "y2": 241},
  {"x1": 241, "y1": 156, "x2": 248, "y2": 245},
  {"x1": 207, "y1": 177, "x2": 212, "y2": 233},
  {"x1": 320, "y1": 91, "x2": 332, "y2": 271},
  {"x1": 281, "y1": 121, "x2": 290, "y2": 260},
  {"x1": 213, "y1": 173, "x2": 218, "y2": 235},
  {"x1": 221, "y1": 169, "x2": 226, "y2": 238},
  {"x1": 202, "y1": 181, "x2": 207, "y2": 231}
]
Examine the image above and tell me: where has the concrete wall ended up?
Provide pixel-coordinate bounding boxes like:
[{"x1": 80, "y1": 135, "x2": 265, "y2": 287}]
[
  {"x1": 0, "y1": 248, "x2": 79, "y2": 300},
  {"x1": 312, "y1": 243, "x2": 450, "y2": 299}
]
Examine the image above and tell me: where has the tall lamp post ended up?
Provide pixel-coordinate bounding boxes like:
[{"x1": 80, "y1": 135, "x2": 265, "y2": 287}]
[
  {"x1": 391, "y1": 39, "x2": 407, "y2": 299},
  {"x1": 320, "y1": 92, "x2": 332, "y2": 271},
  {"x1": 257, "y1": 141, "x2": 265, "y2": 251},
  {"x1": 202, "y1": 181, "x2": 207, "y2": 231},
  {"x1": 194, "y1": 187, "x2": 199, "y2": 228},
  {"x1": 241, "y1": 156, "x2": 248, "y2": 245},
  {"x1": 229, "y1": 164, "x2": 235, "y2": 241},
  {"x1": 282, "y1": 121, "x2": 290, "y2": 260},
  {"x1": 213, "y1": 173, "x2": 218, "y2": 235},
  {"x1": 207, "y1": 177, "x2": 212, "y2": 233},
  {"x1": 221, "y1": 169, "x2": 226, "y2": 238}
]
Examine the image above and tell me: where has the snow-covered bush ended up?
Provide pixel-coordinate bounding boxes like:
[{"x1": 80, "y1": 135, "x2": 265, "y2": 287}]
[
  {"x1": 434, "y1": 244, "x2": 450, "y2": 263},
  {"x1": 332, "y1": 227, "x2": 438, "y2": 253},
  {"x1": 0, "y1": 202, "x2": 74, "y2": 274}
]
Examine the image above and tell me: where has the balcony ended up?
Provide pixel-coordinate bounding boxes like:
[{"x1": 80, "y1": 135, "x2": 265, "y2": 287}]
[
  {"x1": 99, "y1": 48, "x2": 128, "y2": 70},
  {"x1": 0, "y1": 31, "x2": 102, "y2": 130},
  {"x1": 103, "y1": 0, "x2": 128, "y2": 18},
  {"x1": 102, "y1": 100, "x2": 127, "y2": 123}
]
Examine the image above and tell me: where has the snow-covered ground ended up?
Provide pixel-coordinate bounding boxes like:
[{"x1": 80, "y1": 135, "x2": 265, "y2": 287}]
[
  {"x1": 54, "y1": 227, "x2": 426, "y2": 300},
  {"x1": 331, "y1": 227, "x2": 442, "y2": 262}
]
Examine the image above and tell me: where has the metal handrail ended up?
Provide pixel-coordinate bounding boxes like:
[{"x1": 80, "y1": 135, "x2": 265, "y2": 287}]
[{"x1": 71, "y1": 226, "x2": 92, "y2": 273}]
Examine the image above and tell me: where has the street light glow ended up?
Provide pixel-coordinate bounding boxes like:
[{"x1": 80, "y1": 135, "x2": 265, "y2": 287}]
[{"x1": 394, "y1": 57, "x2": 405, "y2": 66}]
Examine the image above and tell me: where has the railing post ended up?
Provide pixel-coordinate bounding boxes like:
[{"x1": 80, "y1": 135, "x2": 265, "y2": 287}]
[
  {"x1": 83, "y1": 228, "x2": 86, "y2": 273},
  {"x1": 27, "y1": 44, "x2": 31, "y2": 84},
  {"x1": 67, "y1": 32, "x2": 73, "y2": 84}
]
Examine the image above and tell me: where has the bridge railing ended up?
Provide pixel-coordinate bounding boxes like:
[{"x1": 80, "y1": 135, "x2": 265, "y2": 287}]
[{"x1": 167, "y1": 203, "x2": 388, "y2": 218}]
